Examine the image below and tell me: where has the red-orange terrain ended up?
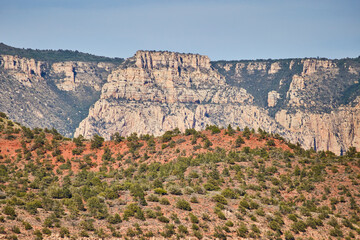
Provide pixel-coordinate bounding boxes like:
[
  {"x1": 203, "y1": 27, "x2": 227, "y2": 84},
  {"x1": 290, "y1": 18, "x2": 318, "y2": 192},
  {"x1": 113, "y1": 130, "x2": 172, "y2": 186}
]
[{"x1": 0, "y1": 115, "x2": 359, "y2": 240}]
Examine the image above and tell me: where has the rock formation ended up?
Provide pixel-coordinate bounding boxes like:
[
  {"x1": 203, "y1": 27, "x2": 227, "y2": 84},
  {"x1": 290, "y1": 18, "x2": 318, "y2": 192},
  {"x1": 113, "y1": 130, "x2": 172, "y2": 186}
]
[
  {"x1": 77, "y1": 53, "x2": 360, "y2": 154},
  {"x1": 0, "y1": 54, "x2": 119, "y2": 136},
  {"x1": 2, "y1": 43, "x2": 360, "y2": 154},
  {"x1": 75, "y1": 51, "x2": 262, "y2": 139}
]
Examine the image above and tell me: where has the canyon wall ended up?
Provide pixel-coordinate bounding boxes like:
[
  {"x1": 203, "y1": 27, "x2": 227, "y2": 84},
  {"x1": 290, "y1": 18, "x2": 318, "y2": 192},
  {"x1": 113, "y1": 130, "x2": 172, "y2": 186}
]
[
  {"x1": 214, "y1": 57, "x2": 360, "y2": 153},
  {"x1": 2, "y1": 43, "x2": 359, "y2": 154},
  {"x1": 76, "y1": 51, "x2": 360, "y2": 154},
  {"x1": 0, "y1": 54, "x2": 119, "y2": 136}
]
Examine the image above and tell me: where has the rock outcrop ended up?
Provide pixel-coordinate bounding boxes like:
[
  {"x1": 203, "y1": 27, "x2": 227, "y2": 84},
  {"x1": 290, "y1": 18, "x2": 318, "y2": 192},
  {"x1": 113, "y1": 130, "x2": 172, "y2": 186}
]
[
  {"x1": 267, "y1": 91, "x2": 281, "y2": 107},
  {"x1": 275, "y1": 102, "x2": 360, "y2": 154},
  {"x1": 0, "y1": 55, "x2": 48, "y2": 86},
  {"x1": 0, "y1": 54, "x2": 119, "y2": 136},
  {"x1": 75, "y1": 51, "x2": 272, "y2": 139},
  {"x1": 213, "y1": 57, "x2": 360, "y2": 154},
  {"x1": 77, "y1": 53, "x2": 360, "y2": 154},
  {"x1": 2, "y1": 43, "x2": 360, "y2": 154}
]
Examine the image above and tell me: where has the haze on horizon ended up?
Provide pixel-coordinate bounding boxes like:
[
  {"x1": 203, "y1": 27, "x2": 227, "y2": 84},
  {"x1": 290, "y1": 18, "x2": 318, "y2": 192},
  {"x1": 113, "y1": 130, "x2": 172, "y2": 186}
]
[{"x1": 0, "y1": 0, "x2": 359, "y2": 61}]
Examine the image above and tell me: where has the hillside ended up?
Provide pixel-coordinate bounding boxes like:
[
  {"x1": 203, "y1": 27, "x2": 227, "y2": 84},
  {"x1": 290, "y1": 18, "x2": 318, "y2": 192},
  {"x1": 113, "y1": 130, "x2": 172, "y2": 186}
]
[
  {"x1": 0, "y1": 43, "x2": 124, "y2": 64},
  {"x1": 1, "y1": 44, "x2": 360, "y2": 154},
  {"x1": 0, "y1": 113, "x2": 359, "y2": 239},
  {"x1": 0, "y1": 44, "x2": 124, "y2": 136},
  {"x1": 76, "y1": 51, "x2": 360, "y2": 155}
]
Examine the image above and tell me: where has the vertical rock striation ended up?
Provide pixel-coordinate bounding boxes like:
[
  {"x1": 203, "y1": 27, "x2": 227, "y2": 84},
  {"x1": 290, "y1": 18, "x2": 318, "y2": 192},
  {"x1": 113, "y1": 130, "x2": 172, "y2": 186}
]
[{"x1": 0, "y1": 54, "x2": 119, "y2": 136}]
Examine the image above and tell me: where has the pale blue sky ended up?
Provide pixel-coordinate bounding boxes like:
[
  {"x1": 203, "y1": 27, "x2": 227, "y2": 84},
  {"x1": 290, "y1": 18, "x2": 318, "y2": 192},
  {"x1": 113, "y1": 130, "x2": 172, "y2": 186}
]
[{"x1": 0, "y1": 0, "x2": 359, "y2": 60}]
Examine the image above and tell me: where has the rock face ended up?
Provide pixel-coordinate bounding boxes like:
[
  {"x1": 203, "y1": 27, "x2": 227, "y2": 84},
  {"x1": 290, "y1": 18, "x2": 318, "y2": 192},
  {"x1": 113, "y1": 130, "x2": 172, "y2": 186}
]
[
  {"x1": 0, "y1": 54, "x2": 119, "y2": 136},
  {"x1": 275, "y1": 103, "x2": 360, "y2": 154},
  {"x1": 268, "y1": 91, "x2": 281, "y2": 107},
  {"x1": 77, "y1": 53, "x2": 360, "y2": 154},
  {"x1": 1, "y1": 55, "x2": 48, "y2": 86},
  {"x1": 75, "y1": 51, "x2": 261, "y2": 139},
  {"x1": 214, "y1": 57, "x2": 360, "y2": 154},
  {"x1": 2, "y1": 43, "x2": 360, "y2": 154}
]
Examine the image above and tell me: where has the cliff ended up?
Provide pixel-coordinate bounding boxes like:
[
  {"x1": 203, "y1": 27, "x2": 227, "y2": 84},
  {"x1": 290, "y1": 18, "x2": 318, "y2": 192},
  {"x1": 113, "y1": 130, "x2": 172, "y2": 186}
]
[
  {"x1": 2, "y1": 43, "x2": 360, "y2": 154},
  {"x1": 75, "y1": 51, "x2": 263, "y2": 139},
  {"x1": 213, "y1": 57, "x2": 360, "y2": 154},
  {"x1": 0, "y1": 51, "x2": 121, "y2": 136},
  {"x1": 76, "y1": 52, "x2": 360, "y2": 154}
]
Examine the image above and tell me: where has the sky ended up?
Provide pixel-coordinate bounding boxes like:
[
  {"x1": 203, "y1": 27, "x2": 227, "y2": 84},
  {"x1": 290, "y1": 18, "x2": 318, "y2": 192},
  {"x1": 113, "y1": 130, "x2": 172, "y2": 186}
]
[{"x1": 0, "y1": 0, "x2": 359, "y2": 60}]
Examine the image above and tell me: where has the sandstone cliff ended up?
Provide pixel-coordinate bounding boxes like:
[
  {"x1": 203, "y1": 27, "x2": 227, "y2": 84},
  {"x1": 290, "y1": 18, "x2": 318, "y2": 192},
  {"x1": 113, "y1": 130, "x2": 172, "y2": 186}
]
[
  {"x1": 0, "y1": 53, "x2": 120, "y2": 136},
  {"x1": 77, "y1": 53, "x2": 360, "y2": 154},
  {"x1": 214, "y1": 57, "x2": 360, "y2": 154},
  {"x1": 2, "y1": 43, "x2": 360, "y2": 154},
  {"x1": 75, "y1": 51, "x2": 281, "y2": 139}
]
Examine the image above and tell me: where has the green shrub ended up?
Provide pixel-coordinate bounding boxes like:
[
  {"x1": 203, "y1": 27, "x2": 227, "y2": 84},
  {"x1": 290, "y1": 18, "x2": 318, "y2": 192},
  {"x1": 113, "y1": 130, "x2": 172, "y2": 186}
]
[
  {"x1": 189, "y1": 213, "x2": 199, "y2": 224},
  {"x1": 3, "y1": 205, "x2": 16, "y2": 217},
  {"x1": 203, "y1": 182, "x2": 220, "y2": 191},
  {"x1": 284, "y1": 230, "x2": 295, "y2": 240},
  {"x1": 239, "y1": 198, "x2": 250, "y2": 209},
  {"x1": 202, "y1": 213, "x2": 211, "y2": 221},
  {"x1": 329, "y1": 227, "x2": 343, "y2": 237},
  {"x1": 288, "y1": 214, "x2": 297, "y2": 222},
  {"x1": 215, "y1": 209, "x2": 226, "y2": 220},
  {"x1": 90, "y1": 134, "x2": 104, "y2": 149},
  {"x1": 225, "y1": 221, "x2": 234, "y2": 227},
  {"x1": 107, "y1": 214, "x2": 122, "y2": 224},
  {"x1": 221, "y1": 188, "x2": 238, "y2": 199},
  {"x1": 266, "y1": 139, "x2": 275, "y2": 146},
  {"x1": 168, "y1": 185, "x2": 183, "y2": 195},
  {"x1": 161, "y1": 224, "x2": 175, "y2": 238},
  {"x1": 145, "y1": 209, "x2": 157, "y2": 218},
  {"x1": 235, "y1": 136, "x2": 245, "y2": 147},
  {"x1": 147, "y1": 194, "x2": 159, "y2": 202},
  {"x1": 206, "y1": 125, "x2": 221, "y2": 134},
  {"x1": 251, "y1": 224, "x2": 260, "y2": 233},
  {"x1": 212, "y1": 194, "x2": 228, "y2": 205},
  {"x1": 11, "y1": 226, "x2": 20, "y2": 234},
  {"x1": 185, "y1": 128, "x2": 197, "y2": 136},
  {"x1": 160, "y1": 198, "x2": 170, "y2": 205},
  {"x1": 158, "y1": 215, "x2": 170, "y2": 223},
  {"x1": 193, "y1": 230, "x2": 203, "y2": 239},
  {"x1": 59, "y1": 227, "x2": 70, "y2": 238},
  {"x1": 176, "y1": 199, "x2": 192, "y2": 211},
  {"x1": 42, "y1": 227, "x2": 51, "y2": 235},
  {"x1": 190, "y1": 196, "x2": 199, "y2": 203},
  {"x1": 154, "y1": 188, "x2": 168, "y2": 195},
  {"x1": 237, "y1": 223, "x2": 248, "y2": 237},
  {"x1": 23, "y1": 222, "x2": 33, "y2": 230},
  {"x1": 161, "y1": 131, "x2": 173, "y2": 142},
  {"x1": 291, "y1": 220, "x2": 307, "y2": 233},
  {"x1": 269, "y1": 220, "x2": 280, "y2": 232},
  {"x1": 178, "y1": 225, "x2": 188, "y2": 234},
  {"x1": 110, "y1": 132, "x2": 124, "y2": 143}
]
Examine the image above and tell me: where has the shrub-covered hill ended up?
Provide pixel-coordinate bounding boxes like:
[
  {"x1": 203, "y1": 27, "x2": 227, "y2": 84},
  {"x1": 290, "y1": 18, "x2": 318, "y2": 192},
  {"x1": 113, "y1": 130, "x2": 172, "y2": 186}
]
[
  {"x1": 0, "y1": 113, "x2": 360, "y2": 239},
  {"x1": 0, "y1": 43, "x2": 124, "y2": 63}
]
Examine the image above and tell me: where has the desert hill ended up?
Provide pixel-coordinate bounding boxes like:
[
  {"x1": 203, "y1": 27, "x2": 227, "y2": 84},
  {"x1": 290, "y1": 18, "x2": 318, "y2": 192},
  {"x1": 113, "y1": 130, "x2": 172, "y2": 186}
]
[{"x1": 0, "y1": 113, "x2": 359, "y2": 239}]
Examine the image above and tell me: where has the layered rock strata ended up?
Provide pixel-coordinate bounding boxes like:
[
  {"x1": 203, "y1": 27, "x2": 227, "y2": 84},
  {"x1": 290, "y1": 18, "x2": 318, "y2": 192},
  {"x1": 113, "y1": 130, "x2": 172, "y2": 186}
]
[
  {"x1": 0, "y1": 54, "x2": 118, "y2": 136},
  {"x1": 75, "y1": 51, "x2": 276, "y2": 139},
  {"x1": 77, "y1": 53, "x2": 360, "y2": 154}
]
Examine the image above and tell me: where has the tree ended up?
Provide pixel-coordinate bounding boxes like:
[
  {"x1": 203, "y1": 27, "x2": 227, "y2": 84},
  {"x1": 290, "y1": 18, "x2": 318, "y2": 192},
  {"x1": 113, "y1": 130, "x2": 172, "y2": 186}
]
[
  {"x1": 227, "y1": 124, "x2": 235, "y2": 136},
  {"x1": 90, "y1": 134, "x2": 104, "y2": 149},
  {"x1": 243, "y1": 126, "x2": 251, "y2": 139},
  {"x1": 346, "y1": 147, "x2": 357, "y2": 157},
  {"x1": 73, "y1": 135, "x2": 85, "y2": 147},
  {"x1": 87, "y1": 196, "x2": 108, "y2": 219},
  {"x1": 235, "y1": 136, "x2": 245, "y2": 148},
  {"x1": 110, "y1": 132, "x2": 124, "y2": 143}
]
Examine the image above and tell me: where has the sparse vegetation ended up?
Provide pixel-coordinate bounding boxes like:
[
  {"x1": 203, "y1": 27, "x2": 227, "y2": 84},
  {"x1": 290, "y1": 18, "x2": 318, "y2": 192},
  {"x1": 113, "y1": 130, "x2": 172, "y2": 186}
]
[{"x1": 0, "y1": 117, "x2": 359, "y2": 239}]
